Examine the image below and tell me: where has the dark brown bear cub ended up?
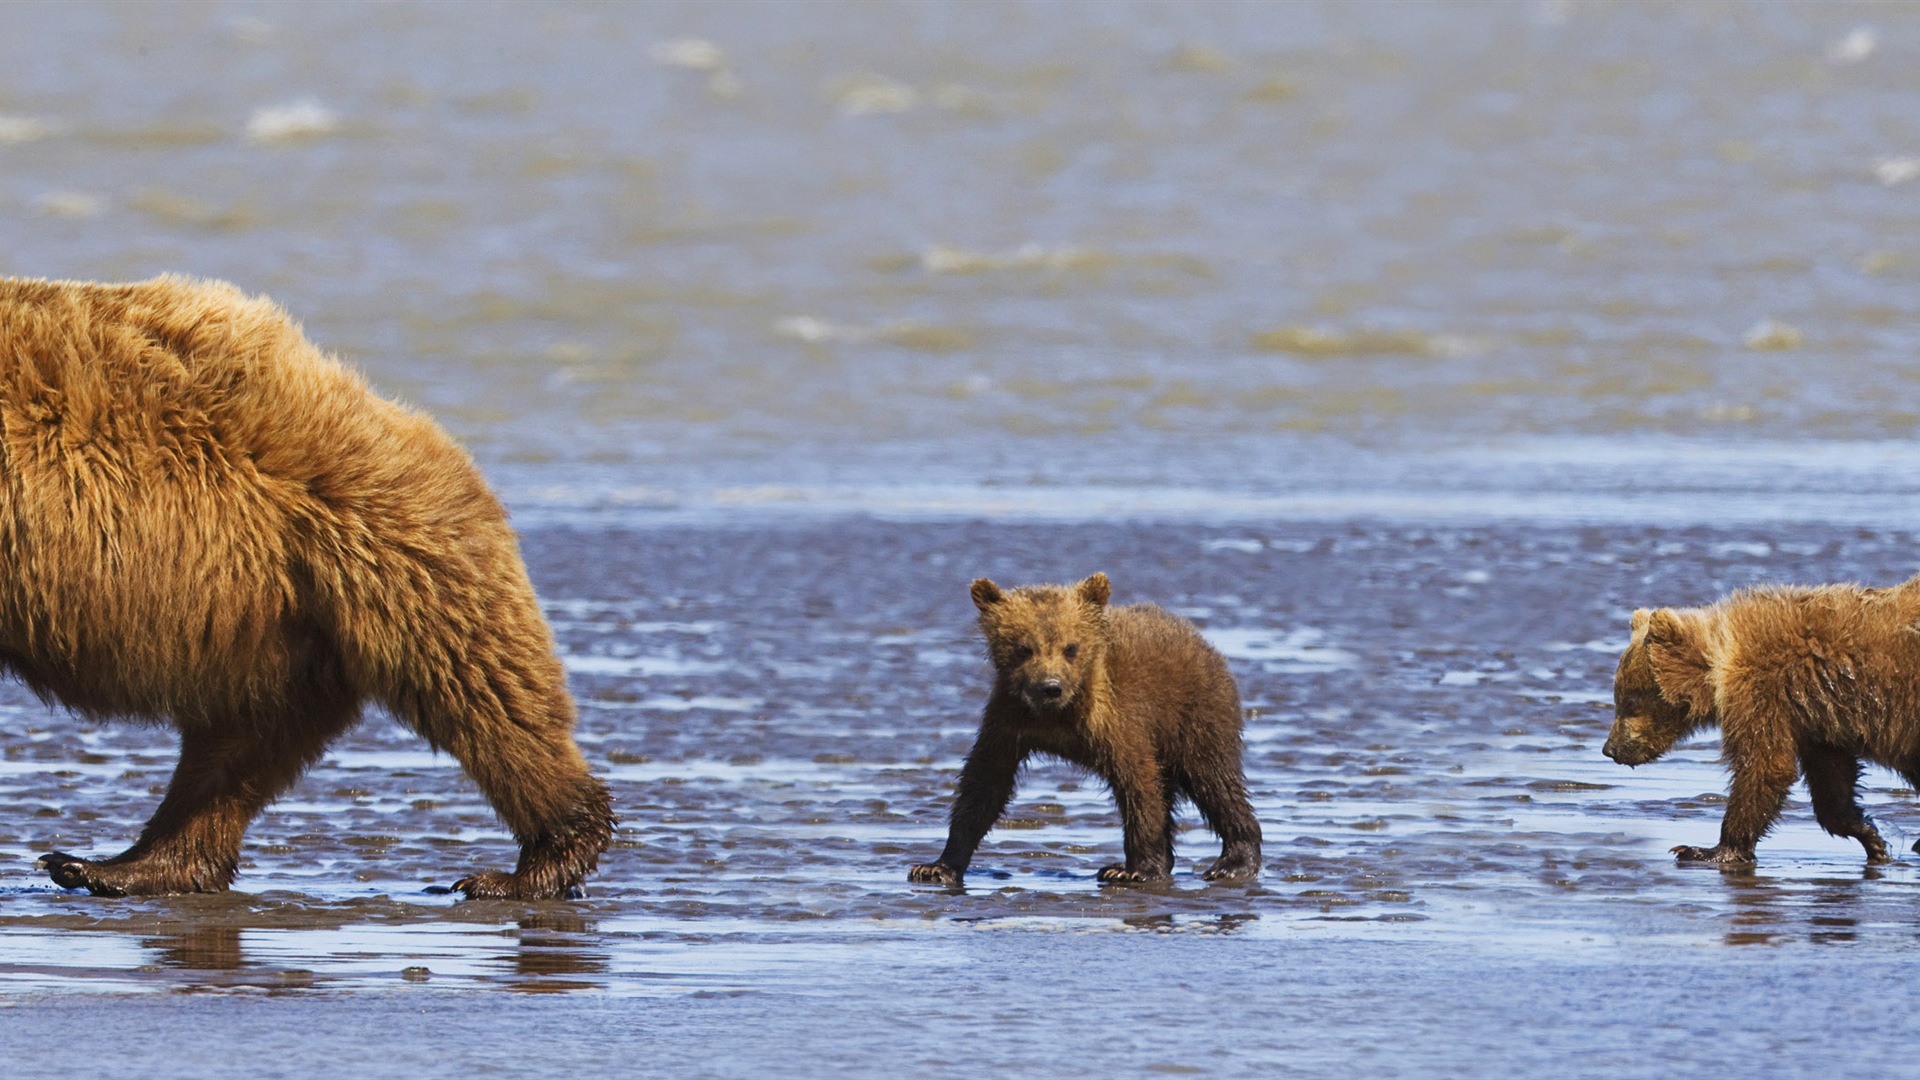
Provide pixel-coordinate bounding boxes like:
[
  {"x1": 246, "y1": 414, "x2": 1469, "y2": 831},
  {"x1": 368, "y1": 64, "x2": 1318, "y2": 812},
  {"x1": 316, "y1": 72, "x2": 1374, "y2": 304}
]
[
  {"x1": 1605, "y1": 579, "x2": 1920, "y2": 866},
  {"x1": 909, "y1": 573, "x2": 1261, "y2": 886}
]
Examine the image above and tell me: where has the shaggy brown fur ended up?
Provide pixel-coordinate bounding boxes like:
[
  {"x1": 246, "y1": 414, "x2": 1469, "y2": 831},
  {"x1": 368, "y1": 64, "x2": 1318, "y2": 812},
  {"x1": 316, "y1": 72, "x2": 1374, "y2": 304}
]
[
  {"x1": 908, "y1": 573, "x2": 1261, "y2": 886},
  {"x1": 0, "y1": 275, "x2": 612, "y2": 898},
  {"x1": 1604, "y1": 577, "x2": 1920, "y2": 866}
]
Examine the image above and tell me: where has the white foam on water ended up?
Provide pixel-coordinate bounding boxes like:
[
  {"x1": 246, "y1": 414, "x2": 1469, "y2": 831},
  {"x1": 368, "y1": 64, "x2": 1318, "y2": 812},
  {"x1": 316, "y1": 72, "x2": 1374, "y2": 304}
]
[
  {"x1": 1206, "y1": 626, "x2": 1358, "y2": 670},
  {"x1": 245, "y1": 100, "x2": 338, "y2": 144}
]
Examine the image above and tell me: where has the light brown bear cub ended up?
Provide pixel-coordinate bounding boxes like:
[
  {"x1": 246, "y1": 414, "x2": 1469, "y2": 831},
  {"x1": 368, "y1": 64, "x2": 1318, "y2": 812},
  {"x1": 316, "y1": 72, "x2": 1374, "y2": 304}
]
[
  {"x1": 1, "y1": 275, "x2": 613, "y2": 899},
  {"x1": 909, "y1": 573, "x2": 1261, "y2": 886},
  {"x1": 1605, "y1": 577, "x2": 1920, "y2": 866}
]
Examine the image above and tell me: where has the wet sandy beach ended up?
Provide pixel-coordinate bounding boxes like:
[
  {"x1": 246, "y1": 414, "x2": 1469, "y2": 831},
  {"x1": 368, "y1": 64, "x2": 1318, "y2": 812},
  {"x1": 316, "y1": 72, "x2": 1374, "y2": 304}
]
[
  {"x1": 7, "y1": 516, "x2": 1920, "y2": 1076},
  {"x1": 7, "y1": 0, "x2": 1920, "y2": 1073}
]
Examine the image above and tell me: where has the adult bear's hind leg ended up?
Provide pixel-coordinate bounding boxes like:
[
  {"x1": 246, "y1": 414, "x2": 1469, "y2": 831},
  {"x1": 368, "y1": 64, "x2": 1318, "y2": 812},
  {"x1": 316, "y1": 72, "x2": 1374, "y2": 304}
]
[{"x1": 40, "y1": 703, "x2": 353, "y2": 896}]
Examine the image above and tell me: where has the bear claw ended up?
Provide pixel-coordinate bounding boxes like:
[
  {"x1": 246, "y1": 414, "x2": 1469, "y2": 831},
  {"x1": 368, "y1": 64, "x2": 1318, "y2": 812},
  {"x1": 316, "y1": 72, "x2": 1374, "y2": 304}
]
[
  {"x1": 37, "y1": 852, "x2": 87, "y2": 890},
  {"x1": 36, "y1": 852, "x2": 135, "y2": 896},
  {"x1": 1672, "y1": 844, "x2": 1755, "y2": 866},
  {"x1": 450, "y1": 872, "x2": 585, "y2": 901},
  {"x1": 1201, "y1": 858, "x2": 1261, "y2": 882},
  {"x1": 37, "y1": 852, "x2": 98, "y2": 890},
  {"x1": 907, "y1": 863, "x2": 962, "y2": 887},
  {"x1": 1097, "y1": 864, "x2": 1169, "y2": 885}
]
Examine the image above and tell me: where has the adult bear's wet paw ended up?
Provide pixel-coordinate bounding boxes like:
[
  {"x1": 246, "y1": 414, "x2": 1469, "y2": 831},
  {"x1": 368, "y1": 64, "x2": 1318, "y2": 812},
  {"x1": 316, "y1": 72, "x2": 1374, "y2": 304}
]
[
  {"x1": 451, "y1": 870, "x2": 584, "y2": 900},
  {"x1": 1672, "y1": 844, "x2": 1755, "y2": 866},
  {"x1": 37, "y1": 852, "x2": 102, "y2": 893},
  {"x1": 37, "y1": 852, "x2": 133, "y2": 897}
]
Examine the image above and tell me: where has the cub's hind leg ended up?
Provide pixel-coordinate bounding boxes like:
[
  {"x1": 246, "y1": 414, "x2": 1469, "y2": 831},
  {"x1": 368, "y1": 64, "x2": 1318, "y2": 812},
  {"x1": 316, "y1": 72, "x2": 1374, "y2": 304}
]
[
  {"x1": 1802, "y1": 743, "x2": 1892, "y2": 864},
  {"x1": 1185, "y1": 767, "x2": 1263, "y2": 881}
]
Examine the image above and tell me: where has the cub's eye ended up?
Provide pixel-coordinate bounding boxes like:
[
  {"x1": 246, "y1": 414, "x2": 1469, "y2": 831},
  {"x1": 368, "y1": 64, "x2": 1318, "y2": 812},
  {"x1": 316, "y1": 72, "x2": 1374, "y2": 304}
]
[
  {"x1": 1010, "y1": 645, "x2": 1033, "y2": 664},
  {"x1": 1062, "y1": 644, "x2": 1079, "y2": 661}
]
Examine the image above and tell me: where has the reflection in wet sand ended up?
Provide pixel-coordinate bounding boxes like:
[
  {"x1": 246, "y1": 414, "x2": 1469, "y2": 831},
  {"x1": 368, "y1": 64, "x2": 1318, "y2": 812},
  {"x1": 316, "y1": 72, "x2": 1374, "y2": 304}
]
[
  {"x1": 145, "y1": 925, "x2": 244, "y2": 971},
  {"x1": 8, "y1": 0, "x2": 1920, "y2": 1070},
  {"x1": 503, "y1": 912, "x2": 608, "y2": 992}
]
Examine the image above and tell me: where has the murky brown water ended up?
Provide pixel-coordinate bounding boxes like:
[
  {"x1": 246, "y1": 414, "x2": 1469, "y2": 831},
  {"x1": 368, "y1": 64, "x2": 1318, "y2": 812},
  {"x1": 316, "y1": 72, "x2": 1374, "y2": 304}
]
[{"x1": 5, "y1": 1, "x2": 1920, "y2": 1076}]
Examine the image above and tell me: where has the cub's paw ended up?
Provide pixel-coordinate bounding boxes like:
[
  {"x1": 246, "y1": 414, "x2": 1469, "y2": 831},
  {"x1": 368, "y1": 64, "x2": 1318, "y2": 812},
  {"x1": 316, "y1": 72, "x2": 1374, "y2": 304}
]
[
  {"x1": 1672, "y1": 844, "x2": 1755, "y2": 866},
  {"x1": 908, "y1": 862, "x2": 962, "y2": 887}
]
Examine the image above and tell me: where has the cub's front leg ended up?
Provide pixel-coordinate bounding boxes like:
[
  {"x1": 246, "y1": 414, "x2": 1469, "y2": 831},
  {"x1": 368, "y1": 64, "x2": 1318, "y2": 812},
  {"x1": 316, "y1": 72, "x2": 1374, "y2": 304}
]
[
  {"x1": 1676, "y1": 739, "x2": 1795, "y2": 867},
  {"x1": 910, "y1": 730, "x2": 1022, "y2": 887}
]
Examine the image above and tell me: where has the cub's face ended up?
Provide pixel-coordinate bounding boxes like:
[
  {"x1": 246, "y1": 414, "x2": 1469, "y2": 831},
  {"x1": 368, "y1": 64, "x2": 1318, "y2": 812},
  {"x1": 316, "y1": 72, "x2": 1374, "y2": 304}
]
[
  {"x1": 1603, "y1": 608, "x2": 1714, "y2": 767},
  {"x1": 971, "y1": 573, "x2": 1110, "y2": 713}
]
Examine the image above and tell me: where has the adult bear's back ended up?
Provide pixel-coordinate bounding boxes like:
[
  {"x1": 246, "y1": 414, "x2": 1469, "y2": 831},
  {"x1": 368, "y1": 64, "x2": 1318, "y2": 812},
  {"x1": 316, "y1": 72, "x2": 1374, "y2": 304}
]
[{"x1": 0, "y1": 275, "x2": 509, "y2": 723}]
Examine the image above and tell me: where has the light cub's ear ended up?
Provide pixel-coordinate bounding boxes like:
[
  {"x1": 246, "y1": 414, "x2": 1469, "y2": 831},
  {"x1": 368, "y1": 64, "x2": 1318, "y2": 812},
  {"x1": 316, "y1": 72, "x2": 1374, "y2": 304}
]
[
  {"x1": 1629, "y1": 608, "x2": 1651, "y2": 638},
  {"x1": 971, "y1": 578, "x2": 1005, "y2": 611},
  {"x1": 1076, "y1": 572, "x2": 1111, "y2": 608},
  {"x1": 1644, "y1": 608, "x2": 1714, "y2": 715}
]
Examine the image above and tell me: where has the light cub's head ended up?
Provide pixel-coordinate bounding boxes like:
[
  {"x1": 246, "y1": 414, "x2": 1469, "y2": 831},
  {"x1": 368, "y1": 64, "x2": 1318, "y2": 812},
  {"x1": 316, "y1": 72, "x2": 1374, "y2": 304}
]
[
  {"x1": 971, "y1": 572, "x2": 1111, "y2": 713},
  {"x1": 1603, "y1": 607, "x2": 1716, "y2": 767}
]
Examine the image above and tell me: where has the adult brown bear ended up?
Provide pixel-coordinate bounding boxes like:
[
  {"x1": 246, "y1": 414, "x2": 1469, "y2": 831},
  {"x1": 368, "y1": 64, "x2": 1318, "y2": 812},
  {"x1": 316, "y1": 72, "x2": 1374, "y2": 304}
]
[{"x1": 0, "y1": 275, "x2": 612, "y2": 898}]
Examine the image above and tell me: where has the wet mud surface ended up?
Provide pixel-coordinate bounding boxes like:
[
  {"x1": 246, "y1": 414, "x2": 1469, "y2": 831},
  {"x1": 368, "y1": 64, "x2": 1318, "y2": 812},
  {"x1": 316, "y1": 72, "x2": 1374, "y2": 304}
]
[
  {"x1": 7, "y1": 1, "x2": 1920, "y2": 1073},
  {"x1": 6, "y1": 518, "x2": 1920, "y2": 1075}
]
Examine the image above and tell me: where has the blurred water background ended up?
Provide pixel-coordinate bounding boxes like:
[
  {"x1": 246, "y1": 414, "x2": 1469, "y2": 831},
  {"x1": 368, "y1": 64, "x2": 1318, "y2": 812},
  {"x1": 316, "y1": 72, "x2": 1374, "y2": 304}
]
[{"x1": 4, "y1": 3, "x2": 1920, "y2": 1076}]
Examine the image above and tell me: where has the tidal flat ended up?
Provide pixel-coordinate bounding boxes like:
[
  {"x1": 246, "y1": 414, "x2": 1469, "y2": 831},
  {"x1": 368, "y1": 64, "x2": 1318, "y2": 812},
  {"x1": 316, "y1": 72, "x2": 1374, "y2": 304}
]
[
  {"x1": 5, "y1": 0, "x2": 1920, "y2": 1072},
  {"x1": 5, "y1": 518, "x2": 1920, "y2": 1077}
]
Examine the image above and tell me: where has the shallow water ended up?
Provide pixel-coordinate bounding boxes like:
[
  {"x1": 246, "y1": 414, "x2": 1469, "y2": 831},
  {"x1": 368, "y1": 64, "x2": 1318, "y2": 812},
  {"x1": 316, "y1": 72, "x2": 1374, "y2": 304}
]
[
  {"x1": 4, "y1": 1, "x2": 1920, "y2": 1076},
  {"x1": 9, "y1": 521, "x2": 1920, "y2": 1077}
]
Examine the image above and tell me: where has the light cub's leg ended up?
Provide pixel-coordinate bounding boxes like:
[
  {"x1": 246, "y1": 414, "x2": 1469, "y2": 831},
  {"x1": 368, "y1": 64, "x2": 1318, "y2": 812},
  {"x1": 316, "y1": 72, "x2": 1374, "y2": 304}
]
[
  {"x1": 1674, "y1": 722, "x2": 1796, "y2": 865},
  {"x1": 1186, "y1": 767, "x2": 1263, "y2": 881}
]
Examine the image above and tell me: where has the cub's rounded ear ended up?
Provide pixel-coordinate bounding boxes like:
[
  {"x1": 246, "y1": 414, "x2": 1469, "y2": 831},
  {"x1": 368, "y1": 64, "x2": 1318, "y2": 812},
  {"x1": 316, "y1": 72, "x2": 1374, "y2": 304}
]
[
  {"x1": 1077, "y1": 572, "x2": 1111, "y2": 608},
  {"x1": 971, "y1": 578, "x2": 1005, "y2": 610},
  {"x1": 1643, "y1": 608, "x2": 1714, "y2": 715},
  {"x1": 1644, "y1": 608, "x2": 1685, "y2": 646},
  {"x1": 1630, "y1": 608, "x2": 1651, "y2": 637}
]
